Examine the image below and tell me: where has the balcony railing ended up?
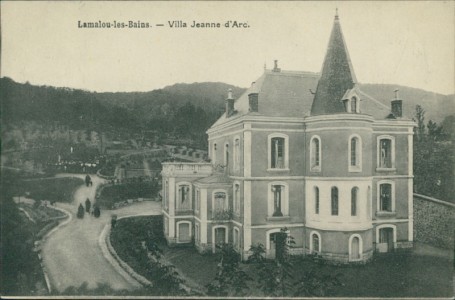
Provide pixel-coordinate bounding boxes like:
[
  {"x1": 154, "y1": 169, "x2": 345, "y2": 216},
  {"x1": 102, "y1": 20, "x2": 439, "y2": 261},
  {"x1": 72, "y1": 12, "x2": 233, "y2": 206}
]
[
  {"x1": 162, "y1": 162, "x2": 213, "y2": 176},
  {"x1": 212, "y1": 209, "x2": 233, "y2": 221}
]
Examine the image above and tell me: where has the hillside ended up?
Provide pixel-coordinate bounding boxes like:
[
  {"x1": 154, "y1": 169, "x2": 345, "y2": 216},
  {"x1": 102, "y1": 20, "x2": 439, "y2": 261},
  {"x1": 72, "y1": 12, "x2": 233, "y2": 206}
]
[
  {"x1": 358, "y1": 83, "x2": 454, "y2": 123},
  {"x1": 1, "y1": 77, "x2": 453, "y2": 132}
]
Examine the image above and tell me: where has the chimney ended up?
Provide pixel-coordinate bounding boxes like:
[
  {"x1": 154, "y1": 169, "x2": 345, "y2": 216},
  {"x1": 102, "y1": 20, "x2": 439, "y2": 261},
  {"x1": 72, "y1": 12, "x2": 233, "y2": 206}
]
[
  {"x1": 272, "y1": 60, "x2": 281, "y2": 72},
  {"x1": 391, "y1": 89, "x2": 403, "y2": 118},
  {"x1": 248, "y1": 82, "x2": 259, "y2": 112},
  {"x1": 225, "y1": 89, "x2": 235, "y2": 117}
]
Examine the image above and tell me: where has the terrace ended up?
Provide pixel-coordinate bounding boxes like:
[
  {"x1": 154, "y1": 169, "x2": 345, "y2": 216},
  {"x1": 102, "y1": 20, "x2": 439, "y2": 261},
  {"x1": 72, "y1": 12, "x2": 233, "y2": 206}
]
[{"x1": 161, "y1": 162, "x2": 213, "y2": 177}]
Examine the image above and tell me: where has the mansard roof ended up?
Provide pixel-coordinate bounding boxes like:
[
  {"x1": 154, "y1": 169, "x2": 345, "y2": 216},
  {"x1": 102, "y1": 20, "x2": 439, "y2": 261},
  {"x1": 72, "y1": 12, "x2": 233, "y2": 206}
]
[
  {"x1": 211, "y1": 69, "x2": 319, "y2": 127},
  {"x1": 310, "y1": 14, "x2": 357, "y2": 115}
]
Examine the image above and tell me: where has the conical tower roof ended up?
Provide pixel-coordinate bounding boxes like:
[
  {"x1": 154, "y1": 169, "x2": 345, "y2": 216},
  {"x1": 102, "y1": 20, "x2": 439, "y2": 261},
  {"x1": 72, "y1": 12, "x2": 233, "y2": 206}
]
[{"x1": 311, "y1": 13, "x2": 357, "y2": 115}]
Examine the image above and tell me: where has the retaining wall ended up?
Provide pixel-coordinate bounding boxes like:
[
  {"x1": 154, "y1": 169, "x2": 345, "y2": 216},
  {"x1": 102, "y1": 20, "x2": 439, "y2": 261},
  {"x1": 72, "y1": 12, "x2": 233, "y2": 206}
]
[{"x1": 413, "y1": 193, "x2": 455, "y2": 250}]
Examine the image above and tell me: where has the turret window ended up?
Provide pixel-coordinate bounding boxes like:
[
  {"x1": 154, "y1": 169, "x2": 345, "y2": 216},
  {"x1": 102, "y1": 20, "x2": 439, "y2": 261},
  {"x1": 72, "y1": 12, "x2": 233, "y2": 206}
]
[
  {"x1": 349, "y1": 135, "x2": 362, "y2": 172},
  {"x1": 331, "y1": 187, "x2": 339, "y2": 216},
  {"x1": 310, "y1": 136, "x2": 321, "y2": 172},
  {"x1": 314, "y1": 186, "x2": 320, "y2": 214},
  {"x1": 351, "y1": 187, "x2": 358, "y2": 216}
]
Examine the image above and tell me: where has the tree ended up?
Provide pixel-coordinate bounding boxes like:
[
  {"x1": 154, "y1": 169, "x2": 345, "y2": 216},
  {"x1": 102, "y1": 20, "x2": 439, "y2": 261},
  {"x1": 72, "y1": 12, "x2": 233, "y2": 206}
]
[
  {"x1": 247, "y1": 228, "x2": 295, "y2": 297},
  {"x1": 414, "y1": 105, "x2": 426, "y2": 141},
  {"x1": 413, "y1": 106, "x2": 454, "y2": 202},
  {"x1": 206, "y1": 243, "x2": 252, "y2": 296}
]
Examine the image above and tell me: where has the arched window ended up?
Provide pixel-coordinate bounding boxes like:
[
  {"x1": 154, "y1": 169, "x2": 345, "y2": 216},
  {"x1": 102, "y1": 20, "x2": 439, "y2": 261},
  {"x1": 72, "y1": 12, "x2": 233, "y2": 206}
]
[
  {"x1": 351, "y1": 187, "x2": 358, "y2": 216},
  {"x1": 314, "y1": 186, "x2": 320, "y2": 214},
  {"x1": 310, "y1": 136, "x2": 321, "y2": 171},
  {"x1": 310, "y1": 231, "x2": 321, "y2": 253},
  {"x1": 349, "y1": 135, "x2": 362, "y2": 172},
  {"x1": 331, "y1": 187, "x2": 338, "y2": 216}
]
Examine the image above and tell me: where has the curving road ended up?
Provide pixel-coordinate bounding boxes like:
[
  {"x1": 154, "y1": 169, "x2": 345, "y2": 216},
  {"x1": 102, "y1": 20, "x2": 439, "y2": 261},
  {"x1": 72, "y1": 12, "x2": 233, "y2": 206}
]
[{"x1": 41, "y1": 174, "x2": 162, "y2": 292}]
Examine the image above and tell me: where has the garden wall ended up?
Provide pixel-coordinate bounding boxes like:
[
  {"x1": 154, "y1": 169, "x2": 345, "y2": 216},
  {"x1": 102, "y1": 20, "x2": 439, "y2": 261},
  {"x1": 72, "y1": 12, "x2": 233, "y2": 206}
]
[{"x1": 413, "y1": 193, "x2": 455, "y2": 249}]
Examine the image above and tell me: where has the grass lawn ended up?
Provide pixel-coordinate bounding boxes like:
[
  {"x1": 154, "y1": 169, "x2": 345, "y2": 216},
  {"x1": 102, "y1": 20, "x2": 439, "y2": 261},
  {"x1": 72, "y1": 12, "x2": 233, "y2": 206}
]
[
  {"x1": 18, "y1": 177, "x2": 84, "y2": 203},
  {"x1": 97, "y1": 181, "x2": 159, "y2": 209},
  {"x1": 110, "y1": 216, "x2": 453, "y2": 297},
  {"x1": 110, "y1": 216, "x2": 165, "y2": 280}
]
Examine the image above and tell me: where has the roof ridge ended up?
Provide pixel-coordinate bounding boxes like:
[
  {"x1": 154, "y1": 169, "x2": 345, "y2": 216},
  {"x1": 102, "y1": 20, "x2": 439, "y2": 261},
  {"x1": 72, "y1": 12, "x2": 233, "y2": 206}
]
[{"x1": 358, "y1": 90, "x2": 390, "y2": 110}]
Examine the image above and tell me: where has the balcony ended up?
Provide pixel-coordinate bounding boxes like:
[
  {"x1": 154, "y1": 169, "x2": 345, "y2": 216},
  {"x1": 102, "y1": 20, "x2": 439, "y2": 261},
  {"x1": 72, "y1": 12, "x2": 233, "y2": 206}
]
[
  {"x1": 162, "y1": 162, "x2": 213, "y2": 177},
  {"x1": 211, "y1": 209, "x2": 233, "y2": 221}
]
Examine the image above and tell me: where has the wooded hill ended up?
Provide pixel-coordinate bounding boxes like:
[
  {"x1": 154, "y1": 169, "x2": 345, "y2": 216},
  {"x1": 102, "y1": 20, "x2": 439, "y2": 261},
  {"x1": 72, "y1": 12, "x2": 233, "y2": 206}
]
[{"x1": 1, "y1": 77, "x2": 453, "y2": 139}]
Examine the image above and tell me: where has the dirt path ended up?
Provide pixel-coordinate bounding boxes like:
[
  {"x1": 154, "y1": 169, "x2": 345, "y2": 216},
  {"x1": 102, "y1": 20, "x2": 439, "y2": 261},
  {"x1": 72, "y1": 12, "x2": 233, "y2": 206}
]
[{"x1": 41, "y1": 174, "x2": 162, "y2": 293}]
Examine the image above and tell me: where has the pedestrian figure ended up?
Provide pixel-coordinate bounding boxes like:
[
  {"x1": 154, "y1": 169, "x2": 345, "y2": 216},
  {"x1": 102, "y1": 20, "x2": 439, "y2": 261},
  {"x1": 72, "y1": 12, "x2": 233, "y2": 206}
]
[
  {"x1": 111, "y1": 215, "x2": 117, "y2": 228},
  {"x1": 85, "y1": 198, "x2": 91, "y2": 213},
  {"x1": 94, "y1": 205, "x2": 101, "y2": 218},
  {"x1": 77, "y1": 203, "x2": 85, "y2": 219},
  {"x1": 85, "y1": 174, "x2": 91, "y2": 187}
]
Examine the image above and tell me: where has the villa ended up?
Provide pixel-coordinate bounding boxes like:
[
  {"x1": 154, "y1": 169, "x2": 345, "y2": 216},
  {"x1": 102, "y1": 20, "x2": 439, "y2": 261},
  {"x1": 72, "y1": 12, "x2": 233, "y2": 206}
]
[{"x1": 161, "y1": 13, "x2": 415, "y2": 263}]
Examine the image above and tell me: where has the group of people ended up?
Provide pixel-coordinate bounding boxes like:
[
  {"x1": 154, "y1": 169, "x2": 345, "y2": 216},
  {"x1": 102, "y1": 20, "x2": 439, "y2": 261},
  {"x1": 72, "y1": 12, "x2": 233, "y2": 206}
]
[{"x1": 77, "y1": 198, "x2": 100, "y2": 219}]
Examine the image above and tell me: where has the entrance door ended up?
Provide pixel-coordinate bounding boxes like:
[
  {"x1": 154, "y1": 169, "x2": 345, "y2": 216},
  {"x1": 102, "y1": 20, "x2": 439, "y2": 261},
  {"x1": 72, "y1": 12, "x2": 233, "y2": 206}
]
[
  {"x1": 350, "y1": 237, "x2": 360, "y2": 260},
  {"x1": 214, "y1": 227, "x2": 226, "y2": 252},
  {"x1": 378, "y1": 228, "x2": 394, "y2": 252},
  {"x1": 178, "y1": 223, "x2": 190, "y2": 243},
  {"x1": 267, "y1": 232, "x2": 280, "y2": 259}
]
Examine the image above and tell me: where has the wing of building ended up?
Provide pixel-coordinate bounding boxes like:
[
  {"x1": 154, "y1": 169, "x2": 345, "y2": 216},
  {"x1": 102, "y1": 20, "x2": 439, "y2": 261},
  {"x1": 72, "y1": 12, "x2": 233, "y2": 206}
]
[{"x1": 161, "y1": 13, "x2": 416, "y2": 263}]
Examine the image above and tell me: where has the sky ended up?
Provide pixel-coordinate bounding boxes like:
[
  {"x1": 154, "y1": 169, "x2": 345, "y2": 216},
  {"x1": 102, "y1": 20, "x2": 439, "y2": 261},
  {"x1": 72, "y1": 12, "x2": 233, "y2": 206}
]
[{"x1": 1, "y1": 1, "x2": 454, "y2": 95}]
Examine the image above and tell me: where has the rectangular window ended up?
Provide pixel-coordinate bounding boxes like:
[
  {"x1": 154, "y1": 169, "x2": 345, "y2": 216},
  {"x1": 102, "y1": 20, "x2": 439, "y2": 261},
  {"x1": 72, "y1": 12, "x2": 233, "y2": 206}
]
[
  {"x1": 379, "y1": 139, "x2": 392, "y2": 168},
  {"x1": 214, "y1": 192, "x2": 226, "y2": 212},
  {"x1": 272, "y1": 185, "x2": 283, "y2": 216},
  {"x1": 234, "y1": 184, "x2": 240, "y2": 215},
  {"x1": 195, "y1": 189, "x2": 200, "y2": 212},
  {"x1": 380, "y1": 184, "x2": 392, "y2": 211},
  {"x1": 178, "y1": 185, "x2": 191, "y2": 210},
  {"x1": 331, "y1": 187, "x2": 338, "y2": 216},
  {"x1": 271, "y1": 137, "x2": 285, "y2": 169},
  {"x1": 234, "y1": 139, "x2": 240, "y2": 172}
]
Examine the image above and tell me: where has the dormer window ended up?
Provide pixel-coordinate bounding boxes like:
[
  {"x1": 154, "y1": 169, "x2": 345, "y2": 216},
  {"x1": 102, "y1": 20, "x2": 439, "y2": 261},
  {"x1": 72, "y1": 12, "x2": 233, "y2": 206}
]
[
  {"x1": 341, "y1": 90, "x2": 360, "y2": 113},
  {"x1": 351, "y1": 97, "x2": 358, "y2": 113}
]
